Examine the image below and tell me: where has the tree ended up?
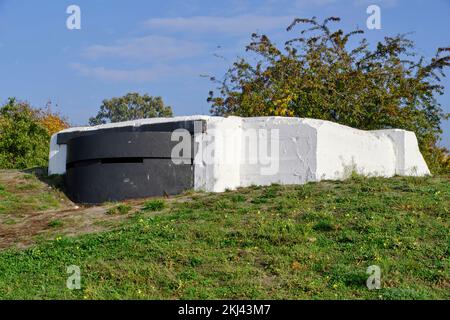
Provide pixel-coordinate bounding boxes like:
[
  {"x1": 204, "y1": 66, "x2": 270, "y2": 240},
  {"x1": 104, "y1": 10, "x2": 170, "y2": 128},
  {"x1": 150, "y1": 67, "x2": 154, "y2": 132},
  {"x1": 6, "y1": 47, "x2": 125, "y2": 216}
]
[
  {"x1": 37, "y1": 101, "x2": 70, "y2": 136},
  {"x1": 0, "y1": 98, "x2": 69, "y2": 169},
  {"x1": 208, "y1": 17, "x2": 450, "y2": 173},
  {"x1": 0, "y1": 98, "x2": 50, "y2": 169},
  {"x1": 89, "y1": 93, "x2": 173, "y2": 125}
]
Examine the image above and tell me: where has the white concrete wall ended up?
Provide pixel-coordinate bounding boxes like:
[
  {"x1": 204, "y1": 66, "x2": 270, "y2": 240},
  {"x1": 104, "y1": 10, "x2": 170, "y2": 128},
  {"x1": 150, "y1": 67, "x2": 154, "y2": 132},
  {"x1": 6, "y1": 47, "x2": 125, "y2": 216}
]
[
  {"x1": 193, "y1": 116, "x2": 243, "y2": 192},
  {"x1": 238, "y1": 117, "x2": 318, "y2": 188},
  {"x1": 372, "y1": 129, "x2": 430, "y2": 176},
  {"x1": 48, "y1": 116, "x2": 431, "y2": 190},
  {"x1": 48, "y1": 134, "x2": 67, "y2": 175},
  {"x1": 315, "y1": 121, "x2": 397, "y2": 180}
]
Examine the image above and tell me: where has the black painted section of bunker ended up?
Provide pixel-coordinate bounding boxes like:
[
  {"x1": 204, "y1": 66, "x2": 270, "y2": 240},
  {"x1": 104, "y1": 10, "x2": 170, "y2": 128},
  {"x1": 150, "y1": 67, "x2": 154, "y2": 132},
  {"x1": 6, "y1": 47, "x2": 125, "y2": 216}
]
[
  {"x1": 57, "y1": 120, "x2": 206, "y2": 144},
  {"x1": 64, "y1": 120, "x2": 205, "y2": 204}
]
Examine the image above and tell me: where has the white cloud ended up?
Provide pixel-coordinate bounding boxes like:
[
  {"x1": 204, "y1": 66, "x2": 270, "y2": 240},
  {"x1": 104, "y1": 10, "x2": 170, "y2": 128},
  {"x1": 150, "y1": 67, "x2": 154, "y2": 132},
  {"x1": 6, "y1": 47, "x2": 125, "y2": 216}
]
[
  {"x1": 69, "y1": 62, "x2": 196, "y2": 82},
  {"x1": 143, "y1": 14, "x2": 295, "y2": 35},
  {"x1": 82, "y1": 35, "x2": 205, "y2": 61}
]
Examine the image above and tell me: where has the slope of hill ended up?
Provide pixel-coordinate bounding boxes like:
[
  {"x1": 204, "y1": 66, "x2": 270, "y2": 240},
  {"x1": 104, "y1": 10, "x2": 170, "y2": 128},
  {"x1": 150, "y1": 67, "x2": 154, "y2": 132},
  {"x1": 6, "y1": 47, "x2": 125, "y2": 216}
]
[{"x1": 0, "y1": 170, "x2": 448, "y2": 299}]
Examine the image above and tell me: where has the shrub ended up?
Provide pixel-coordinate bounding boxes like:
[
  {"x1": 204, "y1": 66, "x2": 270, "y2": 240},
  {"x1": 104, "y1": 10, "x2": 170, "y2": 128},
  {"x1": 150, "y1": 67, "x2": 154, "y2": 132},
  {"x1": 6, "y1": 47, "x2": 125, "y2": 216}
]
[
  {"x1": 37, "y1": 101, "x2": 70, "y2": 136},
  {"x1": 0, "y1": 98, "x2": 50, "y2": 169},
  {"x1": 0, "y1": 98, "x2": 69, "y2": 169}
]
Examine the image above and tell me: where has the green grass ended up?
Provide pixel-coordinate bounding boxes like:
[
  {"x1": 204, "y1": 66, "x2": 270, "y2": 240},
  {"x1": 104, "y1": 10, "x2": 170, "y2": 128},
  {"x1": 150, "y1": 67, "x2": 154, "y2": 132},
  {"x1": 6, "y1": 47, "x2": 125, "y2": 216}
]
[
  {"x1": 48, "y1": 219, "x2": 64, "y2": 228},
  {"x1": 142, "y1": 199, "x2": 166, "y2": 212},
  {"x1": 0, "y1": 174, "x2": 61, "y2": 214},
  {"x1": 0, "y1": 175, "x2": 448, "y2": 299},
  {"x1": 106, "y1": 204, "x2": 132, "y2": 215}
]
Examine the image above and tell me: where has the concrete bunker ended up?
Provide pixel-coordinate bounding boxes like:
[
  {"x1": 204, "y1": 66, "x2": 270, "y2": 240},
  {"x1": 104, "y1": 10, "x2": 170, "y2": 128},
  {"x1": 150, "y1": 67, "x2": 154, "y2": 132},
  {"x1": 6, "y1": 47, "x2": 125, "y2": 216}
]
[
  {"x1": 55, "y1": 119, "x2": 204, "y2": 204},
  {"x1": 49, "y1": 116, "x2": 431, "y2": 204}
]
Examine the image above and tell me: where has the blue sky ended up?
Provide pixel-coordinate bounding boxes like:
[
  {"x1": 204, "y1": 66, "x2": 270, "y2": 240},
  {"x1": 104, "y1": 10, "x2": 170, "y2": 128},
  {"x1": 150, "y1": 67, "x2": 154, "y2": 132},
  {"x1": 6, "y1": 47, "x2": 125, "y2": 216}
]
[{"x1": 0, "y1": 0, "x2": 449, "y2": 147}]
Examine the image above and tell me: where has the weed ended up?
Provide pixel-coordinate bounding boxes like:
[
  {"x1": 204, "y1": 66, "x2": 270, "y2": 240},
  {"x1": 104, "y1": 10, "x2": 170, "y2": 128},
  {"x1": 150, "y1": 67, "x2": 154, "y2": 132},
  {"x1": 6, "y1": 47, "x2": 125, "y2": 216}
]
[
  {"x1": 48, "y1": 220, "x2": 63, "y2": 228},
  {"x1": 142, "y1": 199, "x2": 165, "y2": 212},
  {"x1": 107, "y1": 204, "x2": 132, "y2": 215}
]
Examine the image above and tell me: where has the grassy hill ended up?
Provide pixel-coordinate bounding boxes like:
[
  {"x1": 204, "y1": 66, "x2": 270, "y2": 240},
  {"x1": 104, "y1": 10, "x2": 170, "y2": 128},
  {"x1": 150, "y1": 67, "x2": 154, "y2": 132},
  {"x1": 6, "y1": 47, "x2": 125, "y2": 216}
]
[{"x1": 0, "y1": 170, "x2": 448, "y2": 299}]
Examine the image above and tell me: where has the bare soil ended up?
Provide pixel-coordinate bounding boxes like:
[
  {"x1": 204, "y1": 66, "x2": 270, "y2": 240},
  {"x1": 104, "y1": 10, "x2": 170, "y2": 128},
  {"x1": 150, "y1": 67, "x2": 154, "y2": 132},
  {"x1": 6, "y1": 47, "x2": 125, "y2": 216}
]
[{"x1": 0, "y1": 170, "x2": 145, "y2": 250}]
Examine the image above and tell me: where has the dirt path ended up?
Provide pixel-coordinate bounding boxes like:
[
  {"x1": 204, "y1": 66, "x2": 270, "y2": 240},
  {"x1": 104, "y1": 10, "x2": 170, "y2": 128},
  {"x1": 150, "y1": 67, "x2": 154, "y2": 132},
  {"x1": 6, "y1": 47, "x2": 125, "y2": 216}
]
[
  {"x1": 0, "y1": 206, "x2": 129, "y2": 249},
  {"x1": 0, "y1": 169, "x2": 144, "y2": 250},
  {"x1": 0, "y1": 169, "x2": 197, "y2": 250}
]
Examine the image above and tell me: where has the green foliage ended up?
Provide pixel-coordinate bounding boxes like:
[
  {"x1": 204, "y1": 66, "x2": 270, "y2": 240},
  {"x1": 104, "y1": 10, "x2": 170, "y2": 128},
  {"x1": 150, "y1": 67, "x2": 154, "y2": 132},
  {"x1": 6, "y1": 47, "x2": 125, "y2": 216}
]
[
  {"x1": 0, "y1": 98, "x2": 50, "y2": 169},
  {"x1": 142, "y1": 199, "x2": 166, "y2": 211},
  {"x1": 107, "y1": 204, "x2": 132, "y2": 215},
  {"x1": 208, "y1": 17, "x2": 450, "y2": 173},
  {"x1": 38, "y1": 101, "x2": 70, "y2": 136},
  {"x1": 89, "y1": 92, "x2": 173, "y2": 125},
  {"x1": 48, "y1": 220, "x2": 63, "y2": 228},
  {"x1": 313, "y1": 219, "x2": 335, "y2": 232}
]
